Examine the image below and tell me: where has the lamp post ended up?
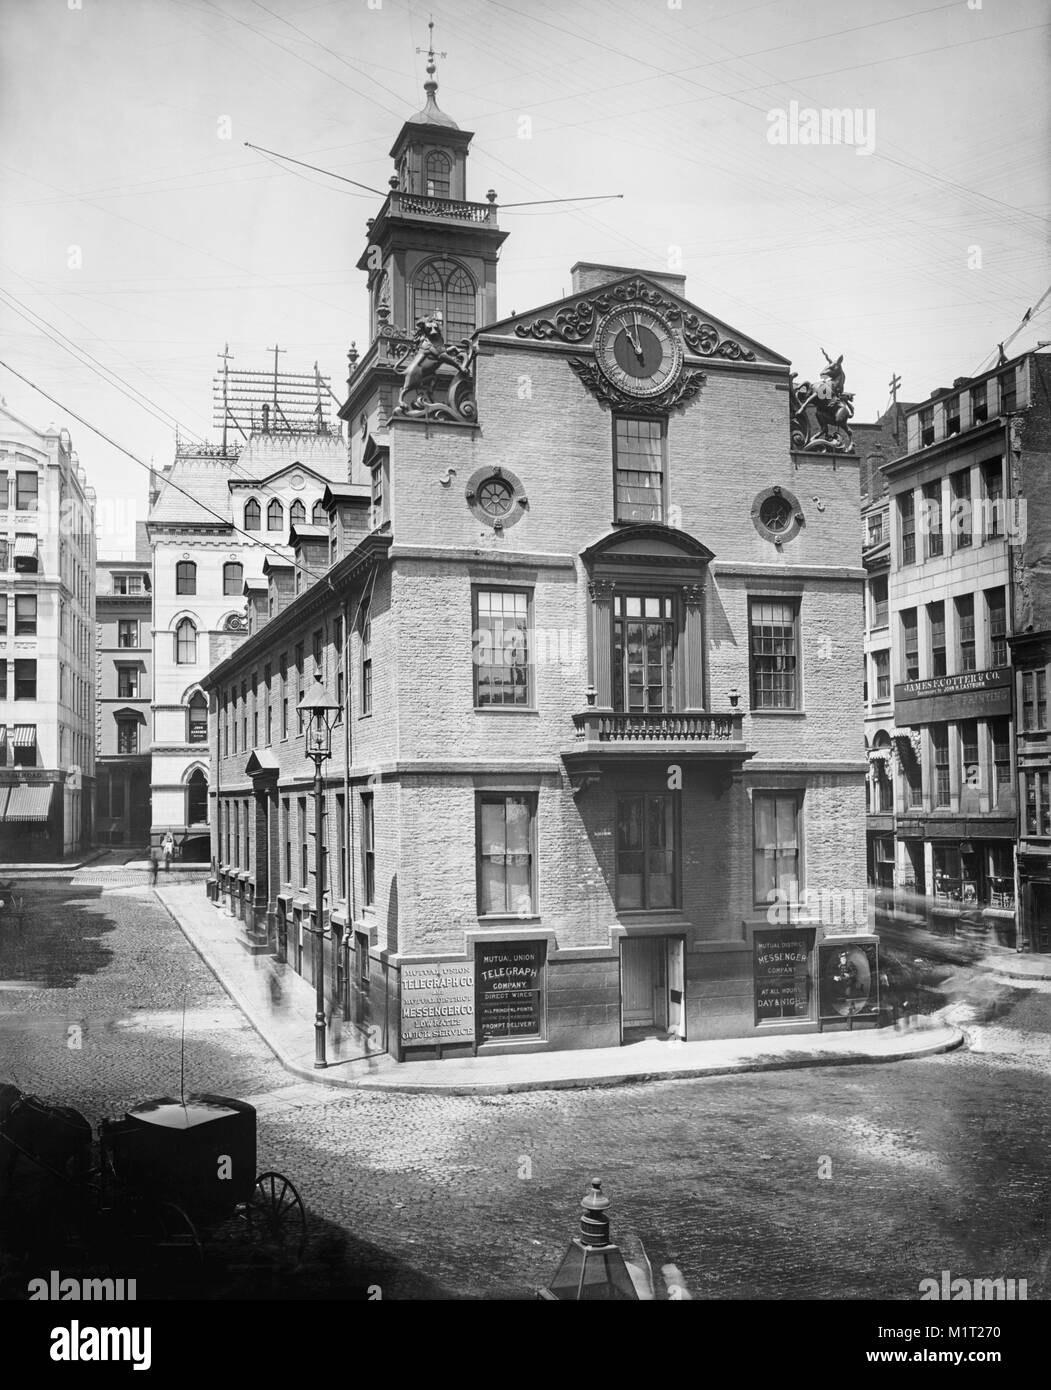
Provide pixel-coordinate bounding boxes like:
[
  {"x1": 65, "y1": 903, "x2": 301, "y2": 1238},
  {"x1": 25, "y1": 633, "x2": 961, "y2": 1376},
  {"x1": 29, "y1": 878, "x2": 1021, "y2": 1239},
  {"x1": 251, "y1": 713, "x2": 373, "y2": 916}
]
[
  {"x1": 537, "y1": 1180, "x2": 639, "y2": 1300},
  {"x1": 300, "y1": 676, "x2": 341, "y2": 1069}
]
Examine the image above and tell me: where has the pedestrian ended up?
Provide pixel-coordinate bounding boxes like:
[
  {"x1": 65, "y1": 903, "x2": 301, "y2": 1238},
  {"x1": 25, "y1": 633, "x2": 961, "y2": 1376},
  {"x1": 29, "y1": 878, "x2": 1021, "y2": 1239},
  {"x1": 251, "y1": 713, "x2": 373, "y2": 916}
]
[
  {"x1": 162, "y1": 831, "x2": 175, "y2": 873},
  {"x1": 149, "y1": 846, "x2": 160, "y2": 887}
]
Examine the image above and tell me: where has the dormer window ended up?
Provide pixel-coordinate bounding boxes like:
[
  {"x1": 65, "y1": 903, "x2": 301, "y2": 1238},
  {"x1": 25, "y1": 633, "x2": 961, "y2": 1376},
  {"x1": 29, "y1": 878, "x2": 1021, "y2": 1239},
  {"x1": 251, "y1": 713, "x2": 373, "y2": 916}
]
[{"x1": 425, "y1": 149, "x2": 451, "y2": 198}]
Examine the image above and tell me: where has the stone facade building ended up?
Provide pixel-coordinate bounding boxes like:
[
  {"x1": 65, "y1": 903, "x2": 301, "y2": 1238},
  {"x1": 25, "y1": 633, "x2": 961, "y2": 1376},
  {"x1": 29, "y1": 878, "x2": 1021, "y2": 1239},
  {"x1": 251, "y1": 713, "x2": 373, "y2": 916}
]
[
  {"x1": 146, "y1": 430, "x2": 347, "y2": 859},
  {"x1": 873, "y1": 353, "x2": 1046, "y2": 945},
  {"x1": 94, "y1": 522, "x2": 152, "y2": 846},
  {"x1": 202, "y1": 66, "x2": 874, "y2": 1062},
  {"x1": 0, "y1": 404, "x2": 95, "y2": 860}
]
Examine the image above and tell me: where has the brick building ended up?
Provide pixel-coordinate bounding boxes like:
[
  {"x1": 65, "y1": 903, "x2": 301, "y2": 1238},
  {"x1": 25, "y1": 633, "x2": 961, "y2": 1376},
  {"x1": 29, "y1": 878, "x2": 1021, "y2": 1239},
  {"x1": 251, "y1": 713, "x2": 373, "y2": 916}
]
[
  {"x1": 202, "y1": 65, "x2": 872, "y2": 1061},
  {"x1": 0, "y1": 404, "x2": 95, "y2": 861},
  {"x1": 94, "y1": 522, "x2": 152, "y2": 846}
]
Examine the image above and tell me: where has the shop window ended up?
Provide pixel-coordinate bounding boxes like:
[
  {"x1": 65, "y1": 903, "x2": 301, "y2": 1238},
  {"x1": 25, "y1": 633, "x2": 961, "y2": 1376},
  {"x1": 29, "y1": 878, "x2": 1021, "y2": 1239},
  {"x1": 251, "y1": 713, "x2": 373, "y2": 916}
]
[
  {"x1": 988, "y1": 844, "x2": 1015, "y2": 908},
  {"x1": 473, "y1": 588, "x2": 531, "y2": 707},
  {"x1": 477, "y1": 793, "x2": 536, "y2": 915},
  {"x1": 753, "y1": 792, "x2": 801, "y2": 905},
  {"x1": 616, "y1": 793, "x2": 678, "y2": 910},
  {"x1": 1025, "y1": 772, "x2": 1051, "y2": 838},
  {"x1": 873, "y1": 836, "x2": 895, "y2": 888}
]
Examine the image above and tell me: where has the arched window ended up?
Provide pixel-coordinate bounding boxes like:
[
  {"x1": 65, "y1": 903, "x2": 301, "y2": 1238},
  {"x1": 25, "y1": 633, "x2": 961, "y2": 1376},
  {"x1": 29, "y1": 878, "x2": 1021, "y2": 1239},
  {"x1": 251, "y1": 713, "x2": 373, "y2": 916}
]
[
  {"x1": 175, "y1": 618, "x2": 197, "y2": 665},
  {"x1": 411, "y1": 258, "x2": 476, "y2": 341},
  {"x1": 289, "y1": 499, "x2": 306, "y2": 527},
  {"x1": 188, "y1": 691, "x2": 208, "y2": 743},
  {"x1": 267, "y1": 499, "x2": 284, "y2": 532},
  {"x1": 244, "y1": 499, "x2": 261, "y2": 531},
  {"x1": 175, "y1": 560, "x2": 196, "y2": 595},
  {"x1": 312, "y1": 500, "x2": 327, "y2": 525},
  {"x1": 223, "y1": 562, "x2": 243, "y2": 596},
  {"x1": 186, "y1": 769, "x2": 208, "y2": 826},
  {"x1": 425, "y1": 149, "x2": 451, "y2": 198}
]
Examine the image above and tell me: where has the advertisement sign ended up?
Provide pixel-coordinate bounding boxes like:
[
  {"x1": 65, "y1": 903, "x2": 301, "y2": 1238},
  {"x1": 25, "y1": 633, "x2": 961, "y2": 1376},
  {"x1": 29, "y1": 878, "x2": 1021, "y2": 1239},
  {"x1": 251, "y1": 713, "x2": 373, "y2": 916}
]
[
  {"x1": 818, "y1": 939, "x2": 880, "y2": 1022},
  {"x1": 476, "y1": 941, "x2": 545, "y2": 1041},
  {"x1": 400, "y1": 961, "x2": 475, "y2": 1047},
  {"x1": 753, "y1": 929, "x2": 813, "y2": 1023}
]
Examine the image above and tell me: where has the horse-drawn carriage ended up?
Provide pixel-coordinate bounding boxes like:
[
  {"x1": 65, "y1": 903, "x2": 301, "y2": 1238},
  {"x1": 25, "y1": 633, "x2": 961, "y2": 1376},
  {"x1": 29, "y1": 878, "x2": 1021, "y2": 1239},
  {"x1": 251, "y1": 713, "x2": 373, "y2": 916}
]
[{"x1": 0, "y1": 1085, "x2": 306, "y2": 1286}]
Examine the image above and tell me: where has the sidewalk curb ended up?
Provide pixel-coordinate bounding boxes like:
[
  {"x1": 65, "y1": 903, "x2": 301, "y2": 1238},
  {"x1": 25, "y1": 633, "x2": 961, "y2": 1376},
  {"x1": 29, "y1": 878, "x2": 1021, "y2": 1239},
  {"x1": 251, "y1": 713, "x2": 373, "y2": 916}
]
[{"x1": 157, "y1": 890, "x2": 966, "y2": 1096}]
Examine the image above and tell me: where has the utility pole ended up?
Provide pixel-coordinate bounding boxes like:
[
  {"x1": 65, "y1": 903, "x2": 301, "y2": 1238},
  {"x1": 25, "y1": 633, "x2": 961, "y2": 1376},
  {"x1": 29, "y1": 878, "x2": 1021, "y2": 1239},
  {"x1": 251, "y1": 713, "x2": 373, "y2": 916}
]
[{"x1": 218, "y1": 343, "x2": 233, "y2": 455}]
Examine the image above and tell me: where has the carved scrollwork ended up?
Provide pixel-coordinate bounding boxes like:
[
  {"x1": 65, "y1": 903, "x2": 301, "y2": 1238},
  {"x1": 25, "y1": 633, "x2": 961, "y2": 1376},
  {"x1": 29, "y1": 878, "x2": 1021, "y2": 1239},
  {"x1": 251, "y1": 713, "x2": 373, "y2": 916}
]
[
  {"x1": 681, "y1": 582, "x2": 706, "y2": 606},
  {"x1": 514, "y1": 279, "x2": 756, "y2": 361},
  {"x1": 568, "y1": 358, "x2": 706, "y2": 416},
  {"x1": 587, "y1": 577, "x2": 616, "y2": 602}
]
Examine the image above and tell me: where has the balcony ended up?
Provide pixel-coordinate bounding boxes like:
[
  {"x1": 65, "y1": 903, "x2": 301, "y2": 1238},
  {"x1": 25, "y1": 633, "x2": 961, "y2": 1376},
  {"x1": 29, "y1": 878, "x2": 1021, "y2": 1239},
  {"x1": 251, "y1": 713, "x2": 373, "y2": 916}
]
[
  {"x1": 387, "y1": 190, "x2": 498, "y2": 227},
  {"x1": 564, "y1": 708, "x2": 753, "y2": 792},
  {"x1": 572, "y1": 710, "x2": 744, "y2": 743}
]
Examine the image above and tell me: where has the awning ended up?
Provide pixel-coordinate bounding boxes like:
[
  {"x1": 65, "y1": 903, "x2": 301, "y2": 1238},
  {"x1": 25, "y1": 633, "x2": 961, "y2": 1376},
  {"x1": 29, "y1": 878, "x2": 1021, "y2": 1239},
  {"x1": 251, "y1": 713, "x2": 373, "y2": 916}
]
[
  {"x1": 3, "y1": 784, "x2": 53, "y2": 822},
  {"x1": 11, "y1": 725, "x2": 36, "y2": 747},
  {"x1": 14, "y1": 533, "x2": 38, "y2": 558}
]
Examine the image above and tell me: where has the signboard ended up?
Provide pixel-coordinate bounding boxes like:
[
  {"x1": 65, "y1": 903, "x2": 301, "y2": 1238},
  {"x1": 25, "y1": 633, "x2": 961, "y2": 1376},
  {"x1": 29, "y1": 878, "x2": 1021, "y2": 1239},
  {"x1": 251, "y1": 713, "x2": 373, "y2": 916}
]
[
  {"x1": 894, "y1": 667, "x2": 1010, "y2": 723},
  {"x1": 476, "y1": 942, "x2": 545, "y2": 1041},
  {"x1": 400, "y1": 961, "x2": 475, "y2": 1047},
  {"x1": 753, "y1": 929, "x2": 813, "y2": 1023},
  {"x1": 818, "y1": 939, "x2": 880, "y2": 1022}
]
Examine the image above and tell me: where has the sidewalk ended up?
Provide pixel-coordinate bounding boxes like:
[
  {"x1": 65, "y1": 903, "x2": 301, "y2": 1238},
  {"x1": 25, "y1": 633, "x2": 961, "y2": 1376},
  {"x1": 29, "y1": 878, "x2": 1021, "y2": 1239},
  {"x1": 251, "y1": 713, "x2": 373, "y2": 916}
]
[
  {"x1": 981, "y1": 951, "x2": 1051, "y2": 983},
  {"x1": 157, "y1": 883, "x2": 965, "y2": 1096}
]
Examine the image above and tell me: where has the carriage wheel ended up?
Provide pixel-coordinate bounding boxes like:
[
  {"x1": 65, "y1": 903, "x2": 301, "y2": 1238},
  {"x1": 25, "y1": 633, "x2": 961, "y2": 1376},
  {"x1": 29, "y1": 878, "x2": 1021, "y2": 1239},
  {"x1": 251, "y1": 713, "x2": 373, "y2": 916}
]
[{"x1": 245, "y1": 1172, "x2": 306, "y2": 1261}]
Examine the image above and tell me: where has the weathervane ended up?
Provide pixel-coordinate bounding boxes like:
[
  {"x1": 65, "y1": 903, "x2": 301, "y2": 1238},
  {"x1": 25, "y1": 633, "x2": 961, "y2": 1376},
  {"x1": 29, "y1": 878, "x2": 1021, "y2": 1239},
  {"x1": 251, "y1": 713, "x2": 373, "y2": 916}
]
[{"x1": 416, "y1": 18, "x2": 446, "y2": 79}]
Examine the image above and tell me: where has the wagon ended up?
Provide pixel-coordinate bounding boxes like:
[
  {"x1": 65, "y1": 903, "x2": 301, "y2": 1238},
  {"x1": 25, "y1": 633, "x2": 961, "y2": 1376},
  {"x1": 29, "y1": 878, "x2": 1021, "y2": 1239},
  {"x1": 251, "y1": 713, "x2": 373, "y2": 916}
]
[
  {"x1": 0, "y1": 1086, "x2": 307, "y2": 1284},
  {"x1": 98, "y1": 1092, "x2": 307, "y2": 1262}
]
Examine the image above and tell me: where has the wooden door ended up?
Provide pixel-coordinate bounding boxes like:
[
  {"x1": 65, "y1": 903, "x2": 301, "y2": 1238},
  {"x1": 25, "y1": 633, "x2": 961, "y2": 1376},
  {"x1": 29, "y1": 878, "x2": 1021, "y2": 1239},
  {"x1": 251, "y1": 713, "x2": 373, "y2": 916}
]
[{"x1": 622, "y1": 938, "x2": 668, "y2": 1033}]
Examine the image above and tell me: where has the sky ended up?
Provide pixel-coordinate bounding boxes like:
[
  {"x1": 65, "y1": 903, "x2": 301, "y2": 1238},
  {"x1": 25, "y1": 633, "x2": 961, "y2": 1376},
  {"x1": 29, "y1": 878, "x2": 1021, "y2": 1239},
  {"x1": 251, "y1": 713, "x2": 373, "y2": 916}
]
[{"x1": 1, "y1": 0, "x2": 1049, "y2": 546}]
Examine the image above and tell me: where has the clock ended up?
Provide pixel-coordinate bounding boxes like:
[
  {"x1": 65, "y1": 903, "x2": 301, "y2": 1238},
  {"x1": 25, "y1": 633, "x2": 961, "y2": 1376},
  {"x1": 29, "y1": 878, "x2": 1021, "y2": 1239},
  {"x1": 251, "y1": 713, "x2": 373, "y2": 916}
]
[{"x1": 594, "y1": 305, "x2": 683, "y2": 398}]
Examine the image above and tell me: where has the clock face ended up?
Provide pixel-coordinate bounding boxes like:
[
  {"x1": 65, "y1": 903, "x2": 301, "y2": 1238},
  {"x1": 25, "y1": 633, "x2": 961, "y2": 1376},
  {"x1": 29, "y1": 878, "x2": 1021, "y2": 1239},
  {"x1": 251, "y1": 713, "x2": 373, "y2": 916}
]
[{"x1": 594, "y1": 305, "x2": 683, "y2": 398}]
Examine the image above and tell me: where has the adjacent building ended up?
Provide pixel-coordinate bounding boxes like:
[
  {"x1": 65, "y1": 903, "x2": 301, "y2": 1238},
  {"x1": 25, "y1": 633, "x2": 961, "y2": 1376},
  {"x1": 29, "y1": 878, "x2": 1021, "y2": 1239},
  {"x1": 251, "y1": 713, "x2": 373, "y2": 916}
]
[
  {"x1": 0, "y1": 404, "x2": 95, "y2": 861},
  {"x1": 146, "y1": 429, "x2": 347, "y2": 859},
  {"x1": 202, "y1": 65, "x2": 874, "y2": 1062},
  {"x1": 866, "y1": 353, "x2": 1051, "y2": 946},
  {"x1": 94, "y1": 522, "x2": 152, "y2": 846}
]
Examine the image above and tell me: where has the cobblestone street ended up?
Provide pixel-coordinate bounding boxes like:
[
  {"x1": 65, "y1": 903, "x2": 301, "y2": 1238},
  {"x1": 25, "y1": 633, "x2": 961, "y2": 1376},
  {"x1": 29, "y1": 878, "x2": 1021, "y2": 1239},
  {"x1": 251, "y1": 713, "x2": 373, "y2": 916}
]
[{"x1": 2, "y1": 876, "x2": 1050, "y2": 1300}]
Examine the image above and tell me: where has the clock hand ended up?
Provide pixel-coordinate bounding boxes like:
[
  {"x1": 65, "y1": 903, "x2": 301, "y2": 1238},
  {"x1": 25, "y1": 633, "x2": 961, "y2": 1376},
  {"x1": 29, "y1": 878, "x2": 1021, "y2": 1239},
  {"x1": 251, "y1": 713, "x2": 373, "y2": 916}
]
[{"x1": 631, "y1": 312, "x2": 646, "y2": 363}]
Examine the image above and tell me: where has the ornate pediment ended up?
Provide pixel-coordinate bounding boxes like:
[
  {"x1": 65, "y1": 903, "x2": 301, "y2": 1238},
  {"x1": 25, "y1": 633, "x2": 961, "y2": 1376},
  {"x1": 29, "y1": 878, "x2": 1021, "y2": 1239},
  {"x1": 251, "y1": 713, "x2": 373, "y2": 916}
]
[{"x1": 489, "y1": 275, "x2": 785, "y2": 366}]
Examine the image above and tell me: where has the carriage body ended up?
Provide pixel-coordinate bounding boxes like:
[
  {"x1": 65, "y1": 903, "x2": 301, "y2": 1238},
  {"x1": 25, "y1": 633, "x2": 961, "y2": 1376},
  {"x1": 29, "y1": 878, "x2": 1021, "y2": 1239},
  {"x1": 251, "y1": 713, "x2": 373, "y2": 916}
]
[{"x1": 100, "y1": 1093, "x2": 257, "y2": 1225}]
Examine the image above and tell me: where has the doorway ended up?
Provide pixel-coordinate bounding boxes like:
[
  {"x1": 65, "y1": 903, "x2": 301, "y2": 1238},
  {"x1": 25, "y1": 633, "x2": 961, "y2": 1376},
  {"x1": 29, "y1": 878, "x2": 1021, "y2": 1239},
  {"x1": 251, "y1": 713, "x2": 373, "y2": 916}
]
[{"x1": 620, "y1": 936, "x2": 685, "y2": 1042}]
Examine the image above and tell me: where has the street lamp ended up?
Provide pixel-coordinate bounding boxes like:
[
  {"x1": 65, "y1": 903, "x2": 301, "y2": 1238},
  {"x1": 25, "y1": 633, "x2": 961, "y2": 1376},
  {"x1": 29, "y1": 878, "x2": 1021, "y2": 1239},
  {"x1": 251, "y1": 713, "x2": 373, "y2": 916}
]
[
  {"x1": 300, "y1": 675, "x2": 341, "y2": 1069},
  {"x1": 537, "y1": 1180, "x2": 639, "y2": 1300}
]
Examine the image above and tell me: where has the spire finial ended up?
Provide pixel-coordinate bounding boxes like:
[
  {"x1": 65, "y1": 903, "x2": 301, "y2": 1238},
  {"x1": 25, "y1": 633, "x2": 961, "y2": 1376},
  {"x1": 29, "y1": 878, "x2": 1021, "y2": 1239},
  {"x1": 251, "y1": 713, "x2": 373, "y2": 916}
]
[{"x1": 415, "y1": 16, "x2": 446, "y2": 102}]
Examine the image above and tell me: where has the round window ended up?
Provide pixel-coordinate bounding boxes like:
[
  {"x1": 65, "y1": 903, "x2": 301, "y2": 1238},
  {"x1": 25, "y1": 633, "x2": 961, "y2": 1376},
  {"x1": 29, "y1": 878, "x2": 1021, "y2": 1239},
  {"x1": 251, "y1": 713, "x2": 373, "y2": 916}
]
[
  {"x1": 751, "y1": 486, "x2": 803, "y2": 545},
  {"x1": 477, "y1": 477, "x2": 515, "y2": 519},
  {"x1": 465, "y1": 466, "x2": 528, "y2": 530}
]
